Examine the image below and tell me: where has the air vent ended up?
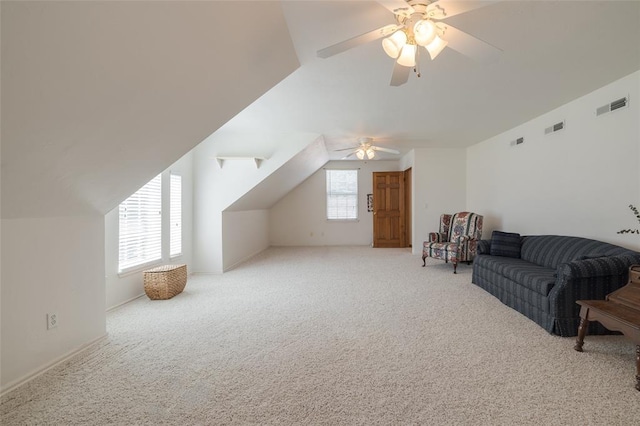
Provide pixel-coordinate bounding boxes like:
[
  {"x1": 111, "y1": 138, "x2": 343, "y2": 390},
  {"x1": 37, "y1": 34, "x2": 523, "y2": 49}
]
[
  {"x1": 510, "y1": 137, "x2": 524, "y2": 147},
  {"x1": 545, "y1": 121, "x2": 565, "y2": 135},
  {"x1": 596, "y1": 96, "x2": 628, "y2": 116}
]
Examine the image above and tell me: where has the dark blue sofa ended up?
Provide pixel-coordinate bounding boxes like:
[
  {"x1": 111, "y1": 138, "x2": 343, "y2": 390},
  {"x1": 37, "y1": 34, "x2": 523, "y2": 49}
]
[{"x1": 472, "y1": 235, "x2": 640, "y2": 337}]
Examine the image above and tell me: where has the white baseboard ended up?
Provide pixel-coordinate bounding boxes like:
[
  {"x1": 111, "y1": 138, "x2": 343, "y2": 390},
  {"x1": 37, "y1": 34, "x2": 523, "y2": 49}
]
[
  {"x1": 0, "y1": 334, "x2": 108, "y2": 396},
  {"x1": 223, "y1": 247, "x2": 267, "y2": 272},
  {"x1": 106, "y1": 293, "x2": 146, "y2": 312}
]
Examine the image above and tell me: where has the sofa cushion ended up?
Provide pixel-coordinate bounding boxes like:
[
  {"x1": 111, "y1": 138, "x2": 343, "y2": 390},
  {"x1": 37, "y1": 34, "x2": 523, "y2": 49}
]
[
  {"x1": 490, "y1": 231, "x2": 521, "y2": 258},
  {"x1": 474, "y1": 255, "x2": 556, "y2": 296}
]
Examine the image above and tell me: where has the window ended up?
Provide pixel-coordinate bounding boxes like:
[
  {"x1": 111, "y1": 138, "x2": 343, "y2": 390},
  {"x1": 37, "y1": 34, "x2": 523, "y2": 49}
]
[
  {"x1": 170, "y1": 173, "x2": 182, "y2": 257},
  {"x1": 118, "y1": 174, "x2": 162, "y2": 272},
  {"x1": 326, "y1": 169, "x2": 358, "y2": 220}
]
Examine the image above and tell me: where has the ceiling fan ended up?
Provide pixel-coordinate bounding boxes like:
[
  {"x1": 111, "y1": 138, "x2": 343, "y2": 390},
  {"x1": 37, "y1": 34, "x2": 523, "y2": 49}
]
[
  {"x1": 317, "y1": 0, "x2": 502, "y2": 86},
  {"x1": 334, "y1": 137, "x2": 401, "y2": 160}
]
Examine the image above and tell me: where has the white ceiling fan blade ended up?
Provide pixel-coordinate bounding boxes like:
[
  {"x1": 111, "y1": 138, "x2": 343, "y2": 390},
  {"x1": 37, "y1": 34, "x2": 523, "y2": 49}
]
[
  {"x1": 377, "y1": 0, "x2": 414, "y2": 17},
  {"x1": 372, "y1": 146, "x2": 400, "y2": 154},
  {"x1": 442, "y1": 24, "x2": 502, "y2": 62},
  {"x1": 317, "y1": 24, "x2": 401, "y2": 59},
  {"x1": 427, "y1": 0, "x2": 500, "y2": 20},
  {"x1": 333, "y1": 146, "x2": 359, "y2": 152},
  {"x1": 390, "y1": 62, "x2": 411, "y2": 86},
  {"x1": 342, "y1": 152, "x2": 356, "y2": 160}
]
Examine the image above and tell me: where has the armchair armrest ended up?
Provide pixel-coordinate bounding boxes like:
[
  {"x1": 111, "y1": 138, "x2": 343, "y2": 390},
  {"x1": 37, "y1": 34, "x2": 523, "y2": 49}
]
[
  {"x1": 451, "y1": 235, "x2": 479, "y2": 245},
  {"x1": 454, "y1": 235, "x2": 469, "y2": 244},
  {"x1": 429, "y1": 232, "x2": 447, "y2": 243},
  {"x1": 452, "y1": 235, "x2": 481, "y2": 260}
]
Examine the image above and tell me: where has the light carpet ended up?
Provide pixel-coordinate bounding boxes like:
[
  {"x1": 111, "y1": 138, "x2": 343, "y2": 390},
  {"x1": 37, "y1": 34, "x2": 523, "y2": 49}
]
[{"x1": 2, "y1": 246, "x2": 639, "y2": 425}]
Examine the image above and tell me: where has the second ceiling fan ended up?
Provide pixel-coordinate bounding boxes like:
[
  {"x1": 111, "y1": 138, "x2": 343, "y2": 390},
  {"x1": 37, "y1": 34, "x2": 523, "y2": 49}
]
[
  {"x1": 317, "y1": 0, "x2": 502, "y2": 86},
  {"x1": 334, "y1": 137, "x2": 401, "y2": 160}
]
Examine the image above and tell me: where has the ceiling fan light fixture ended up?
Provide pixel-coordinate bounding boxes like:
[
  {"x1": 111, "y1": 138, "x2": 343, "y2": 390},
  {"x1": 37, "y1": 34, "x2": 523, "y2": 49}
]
[
  {"x1": 382, "y1": 30, "x2": 407, "y2": 58},
  {"x1": 413, "y1": 19, "x2": 436, "y2": 47},
  {"x1": 355, "y1": 148, "x2": 366, "y2": 160},
  {"x1": 366, "y1": 148, "x2": 375, "y2": 159},
  {"x1": 397, "y1": 43, "x2": 417, "y2": 67},
  {"x1": 425, "y1": 35, "x2": 448, "y2": 60}
]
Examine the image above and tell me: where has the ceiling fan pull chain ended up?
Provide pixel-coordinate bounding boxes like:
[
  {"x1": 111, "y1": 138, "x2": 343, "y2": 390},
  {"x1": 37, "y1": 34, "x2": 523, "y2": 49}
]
[{"x1": 415, "y1": 46, "x2": 421, "y2": 78}]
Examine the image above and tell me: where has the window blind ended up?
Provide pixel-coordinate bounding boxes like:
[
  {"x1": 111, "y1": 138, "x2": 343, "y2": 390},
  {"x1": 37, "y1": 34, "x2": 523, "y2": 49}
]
[
  {"x1": 118, "y1": 174, "x2": 162, "y2": 271},
  {"x1": 326, "y1": 169, "x2": 358, "y2": 220},
  {"x1": 170, "y1": 173, "x2": 182, "y2": 257}
]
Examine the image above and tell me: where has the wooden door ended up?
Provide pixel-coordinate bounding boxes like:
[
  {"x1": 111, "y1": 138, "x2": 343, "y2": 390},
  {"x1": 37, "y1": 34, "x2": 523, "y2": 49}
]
[{"x1": 373, "y1": 171, "x2": 405, "y2": 248}]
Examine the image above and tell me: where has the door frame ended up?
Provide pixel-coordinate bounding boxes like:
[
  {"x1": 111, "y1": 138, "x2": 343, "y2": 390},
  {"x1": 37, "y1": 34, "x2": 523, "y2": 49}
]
[{"x1": 404, "y1": 167, "x2": 412, "y2": 248}]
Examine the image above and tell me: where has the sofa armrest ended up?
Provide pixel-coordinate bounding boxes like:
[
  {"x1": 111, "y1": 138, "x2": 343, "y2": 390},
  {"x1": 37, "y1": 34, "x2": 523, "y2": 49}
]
[
  {"x1": 477, "y1": 239, "x2": 491, "y2": 255},
  {"x1": 548, "y1": 254, "x2": 640, "y2": 335},
  {"x1": 558, "y1": 254, "x2": 640, "y2": 279}
]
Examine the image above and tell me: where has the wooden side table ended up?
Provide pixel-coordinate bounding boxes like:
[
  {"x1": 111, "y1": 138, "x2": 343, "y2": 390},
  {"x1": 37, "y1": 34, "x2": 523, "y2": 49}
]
[{"x1": 574, "y1": 300, "x2": 640, "y2": 391}]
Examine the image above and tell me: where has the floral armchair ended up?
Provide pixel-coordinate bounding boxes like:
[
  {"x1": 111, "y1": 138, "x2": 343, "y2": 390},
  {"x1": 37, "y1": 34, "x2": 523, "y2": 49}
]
[{"x1": 422, "y1": 212, "x2": 484, "y2": 273}]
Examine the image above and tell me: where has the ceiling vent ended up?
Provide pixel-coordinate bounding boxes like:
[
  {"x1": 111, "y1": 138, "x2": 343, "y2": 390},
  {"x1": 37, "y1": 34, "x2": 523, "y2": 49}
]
[
  {"x1": 596, "y1": 96, "x2": 628, "y2": 116},
  {"x1": 545, "y1": 121, "x2": 565, "y2": 135},
  {"x1": 510, "y1": 137, "x2": 524, "y2": 147}
]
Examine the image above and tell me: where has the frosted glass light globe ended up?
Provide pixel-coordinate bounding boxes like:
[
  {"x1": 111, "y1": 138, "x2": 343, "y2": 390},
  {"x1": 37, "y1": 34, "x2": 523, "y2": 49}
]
[
  {"x1": 413, "y1": 19, "x2": 436, "y2": 47},
  {"x1": 366, "y1": 148, "x2": 375, "y2": 159},
  {"x1": 382, "y1": 30, "x2": 407, "y2": 58},
  {"x1": 425, "y1": 35, "x2": 448, "y2": 60},
  {"x1": 397, "y1": 44, "x2": 417, "y2": 67}
]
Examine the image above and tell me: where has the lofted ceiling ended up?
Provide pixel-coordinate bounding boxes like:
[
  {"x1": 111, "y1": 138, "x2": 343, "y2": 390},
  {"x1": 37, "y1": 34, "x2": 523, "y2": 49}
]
[
  {"x1": 2, "y1": 1, "x2": 639, "y2": 220},
  {"x1": 218, "y1": 0, "x2": 640, "y2": 160},
  {"x1": 1, "y1": 1, "x2": 300, "y2": 219}
]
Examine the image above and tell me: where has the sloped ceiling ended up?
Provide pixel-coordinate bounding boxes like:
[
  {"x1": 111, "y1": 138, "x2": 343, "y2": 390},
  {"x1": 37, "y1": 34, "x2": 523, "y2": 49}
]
[
  {"x1": 225, "y1": 136, "x2": 330, "y2": 212},
  {"x1": 218, "y1": 0, "x2": 640, "y2": 159},
  {"x1": 1, "y1": 1, "x2": 299, "y2": 219}
]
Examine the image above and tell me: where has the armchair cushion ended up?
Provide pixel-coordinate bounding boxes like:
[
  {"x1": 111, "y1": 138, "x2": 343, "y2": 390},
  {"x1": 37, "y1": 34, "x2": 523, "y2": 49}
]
[{"x1": 490, "y1": 231, "x2": 522, "y2": 259}]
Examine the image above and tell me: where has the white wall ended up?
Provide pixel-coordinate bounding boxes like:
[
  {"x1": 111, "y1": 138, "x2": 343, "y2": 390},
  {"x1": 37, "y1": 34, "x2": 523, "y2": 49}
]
[
  {"x1": 222, "y1": 210, "x2": 270, "y2": 271},
  {"x1": 399, "y1": 150, "x2": 416, "y2": 249},
  {"x1": 467, "y1": 71, "x2": 640, "y2": 250},
  {"x1": 105, "y1": 153, "x2": 194, "y2": 310},
  {"x1": 1, "y1": 216, "x2": 105, "y2": 391},
  {"x1": 411, "y1": 148, "x2": 468, "y2": 255},
  {"x1": 269, "y1": 160, "x2": 401, "y2": 246}
]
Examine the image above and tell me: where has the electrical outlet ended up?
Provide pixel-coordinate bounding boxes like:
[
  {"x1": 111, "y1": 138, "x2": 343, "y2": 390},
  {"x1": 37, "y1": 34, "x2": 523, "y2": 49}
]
[{"x1": 47, "y1": 313, "x2": 58, "y2": 330}]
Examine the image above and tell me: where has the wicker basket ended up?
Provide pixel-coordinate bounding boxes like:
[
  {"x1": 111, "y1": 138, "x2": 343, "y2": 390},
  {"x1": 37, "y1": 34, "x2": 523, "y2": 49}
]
[{"x1": 143, "y1": 264, "x2": 187, "y2": 300}]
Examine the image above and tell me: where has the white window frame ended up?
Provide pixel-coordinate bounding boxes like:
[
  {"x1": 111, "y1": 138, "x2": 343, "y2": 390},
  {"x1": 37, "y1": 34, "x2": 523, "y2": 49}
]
[
  {"x1": 326, "y1": 169, "x2": 358, "y2": 221},
  {"x1": 118, "y1": 174, "x2": 162, "y2": 273},
  {"x1": 170, "y1": 173, "x2": 182, "y2": 258}
]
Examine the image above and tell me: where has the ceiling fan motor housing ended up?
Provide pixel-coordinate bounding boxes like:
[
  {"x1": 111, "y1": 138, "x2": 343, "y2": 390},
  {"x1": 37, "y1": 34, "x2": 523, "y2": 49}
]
[{"x1": 397, "y1": 1, "x2": 445, "y2": 36}]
